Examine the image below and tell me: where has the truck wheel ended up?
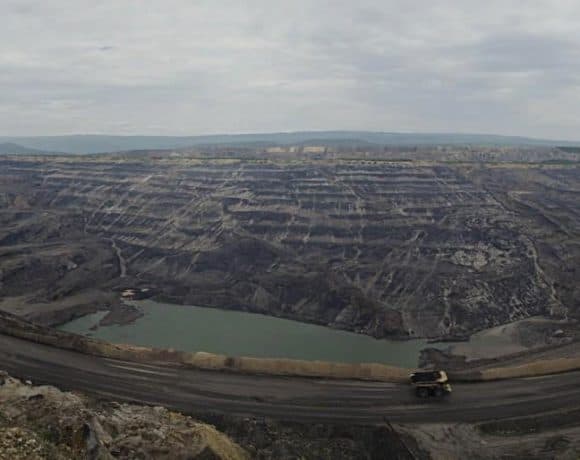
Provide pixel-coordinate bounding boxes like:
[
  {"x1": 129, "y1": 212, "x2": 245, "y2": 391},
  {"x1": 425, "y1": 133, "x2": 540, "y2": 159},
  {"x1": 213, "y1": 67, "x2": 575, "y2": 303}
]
[
  {"x1": 433, "y1": 386, "x2": 443, "y2": 398},
  {"x1": 416, "y1": 387, "x2": 429, "y2": 398}
]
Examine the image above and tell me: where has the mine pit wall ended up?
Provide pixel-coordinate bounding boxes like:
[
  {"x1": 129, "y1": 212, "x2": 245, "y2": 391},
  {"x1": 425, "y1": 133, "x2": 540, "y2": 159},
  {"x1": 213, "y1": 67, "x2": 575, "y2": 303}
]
[{"x1": 1, "y1": 310, "x2": 580, "y2": 383}]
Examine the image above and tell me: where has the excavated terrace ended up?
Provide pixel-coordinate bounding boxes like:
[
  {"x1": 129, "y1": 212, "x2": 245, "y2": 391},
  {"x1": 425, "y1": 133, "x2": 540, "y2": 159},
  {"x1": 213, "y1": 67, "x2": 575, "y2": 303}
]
[{"x1": 0, "y1": 151, "x2": 578, "y2": 341}]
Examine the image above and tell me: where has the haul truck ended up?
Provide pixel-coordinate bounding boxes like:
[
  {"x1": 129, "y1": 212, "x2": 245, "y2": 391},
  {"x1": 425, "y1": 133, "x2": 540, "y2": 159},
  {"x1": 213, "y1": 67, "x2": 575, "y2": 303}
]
[{"x1": 409, "y1": 370, "x2": 452, "y2": 398}]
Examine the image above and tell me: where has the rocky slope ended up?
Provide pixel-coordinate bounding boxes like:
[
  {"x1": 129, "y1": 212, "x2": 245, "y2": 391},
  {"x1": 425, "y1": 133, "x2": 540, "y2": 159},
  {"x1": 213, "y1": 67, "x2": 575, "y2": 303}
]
[
  {"x1": 0, "y1": 371, "x2": 249, "y2": 459},
  {"x1": 0, "y1": 150, "x2": 578, "y2": 339}
]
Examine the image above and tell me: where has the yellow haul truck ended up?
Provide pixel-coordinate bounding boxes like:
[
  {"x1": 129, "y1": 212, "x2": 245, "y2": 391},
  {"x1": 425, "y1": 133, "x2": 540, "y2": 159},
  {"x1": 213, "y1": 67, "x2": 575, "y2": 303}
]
[{"x1": 409, "y1": 370, "x2": 452, "y2": 398}]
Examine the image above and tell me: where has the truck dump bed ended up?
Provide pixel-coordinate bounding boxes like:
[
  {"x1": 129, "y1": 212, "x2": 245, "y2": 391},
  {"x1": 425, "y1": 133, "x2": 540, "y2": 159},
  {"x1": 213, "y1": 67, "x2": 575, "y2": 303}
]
[{"x1": 410, "y1": 371, "x2": 448, "y2": 384}]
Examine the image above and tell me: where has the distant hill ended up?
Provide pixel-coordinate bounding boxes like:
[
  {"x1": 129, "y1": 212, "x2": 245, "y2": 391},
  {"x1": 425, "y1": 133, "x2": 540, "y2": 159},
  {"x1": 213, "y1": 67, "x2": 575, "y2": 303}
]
[
  {"x1": 1, "y1": 131, "x2": 579, "y2": 154},
  {"x1": 0, "y1": 142, "x2": 53, "y2": 155},
  {"x1": 557, "y1": 146, "x2": 580, "y2": 154}
]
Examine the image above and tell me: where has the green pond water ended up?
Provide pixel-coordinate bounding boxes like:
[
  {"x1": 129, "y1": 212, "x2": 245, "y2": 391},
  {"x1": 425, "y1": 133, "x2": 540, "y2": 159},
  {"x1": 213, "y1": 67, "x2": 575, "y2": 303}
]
[{"x1": 58, "y1": 300, "x2": 438, "y2": 367}]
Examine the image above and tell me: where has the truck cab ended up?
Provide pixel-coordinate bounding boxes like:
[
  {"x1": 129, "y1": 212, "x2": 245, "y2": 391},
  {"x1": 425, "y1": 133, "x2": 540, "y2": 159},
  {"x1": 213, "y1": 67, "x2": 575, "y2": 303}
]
[{"x1": 409, "y1": 370, "x2": 452, "y2": 398}]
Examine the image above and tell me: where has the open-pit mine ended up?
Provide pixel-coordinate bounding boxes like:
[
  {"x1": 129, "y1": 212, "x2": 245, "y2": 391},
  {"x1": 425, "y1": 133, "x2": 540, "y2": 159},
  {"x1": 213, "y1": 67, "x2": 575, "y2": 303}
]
[
  {"x1": 2, "y1": 145, "x2": 580, "y2": 459},
  {"x1": 1, "y1": 145, "x2": 579, "y2": 362}
]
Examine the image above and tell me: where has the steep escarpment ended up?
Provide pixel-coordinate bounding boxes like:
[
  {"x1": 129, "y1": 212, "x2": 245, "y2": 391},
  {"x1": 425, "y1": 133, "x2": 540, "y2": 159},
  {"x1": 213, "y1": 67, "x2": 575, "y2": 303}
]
[{"x1": 0, "y1": 154, "x2": 576, "y2": 339}]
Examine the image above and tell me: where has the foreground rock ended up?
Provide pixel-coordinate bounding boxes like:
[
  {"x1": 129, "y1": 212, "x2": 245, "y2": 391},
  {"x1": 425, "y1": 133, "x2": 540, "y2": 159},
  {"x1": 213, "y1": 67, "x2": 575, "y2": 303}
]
[{"x1": 0, "y1": 371, "x2": 249, "y2": 459}]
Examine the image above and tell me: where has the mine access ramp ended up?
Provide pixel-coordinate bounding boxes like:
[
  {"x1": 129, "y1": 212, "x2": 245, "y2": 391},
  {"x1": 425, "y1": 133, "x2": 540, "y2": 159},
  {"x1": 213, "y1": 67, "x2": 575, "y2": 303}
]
[{"x1": 409, "y1": 370, "x2": 452, "y2": 398}]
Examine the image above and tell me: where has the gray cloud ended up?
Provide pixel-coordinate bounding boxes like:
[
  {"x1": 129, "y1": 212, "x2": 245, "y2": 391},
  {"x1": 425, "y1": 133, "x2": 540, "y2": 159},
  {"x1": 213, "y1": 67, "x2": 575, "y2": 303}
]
[{"x1": 1, "y1": 0, "x2": 580, "y2": 139}]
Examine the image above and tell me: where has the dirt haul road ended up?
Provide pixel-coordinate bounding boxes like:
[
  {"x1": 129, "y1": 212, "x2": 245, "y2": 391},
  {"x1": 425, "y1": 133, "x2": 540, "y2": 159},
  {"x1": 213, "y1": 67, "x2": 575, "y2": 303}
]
[{"x1": 1, "y1": 333, "x2": 580, "y2": 425}]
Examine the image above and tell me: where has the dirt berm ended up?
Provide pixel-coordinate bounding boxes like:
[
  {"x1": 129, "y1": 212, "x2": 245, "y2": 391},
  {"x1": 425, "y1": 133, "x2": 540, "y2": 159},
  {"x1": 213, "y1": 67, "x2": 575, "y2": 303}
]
[
  {"x1": 1, "y1": 310, "x2": 579, "y2": 383},
  {"x1": 449, "y1": 359, "x2": 580, "y2": 381}
]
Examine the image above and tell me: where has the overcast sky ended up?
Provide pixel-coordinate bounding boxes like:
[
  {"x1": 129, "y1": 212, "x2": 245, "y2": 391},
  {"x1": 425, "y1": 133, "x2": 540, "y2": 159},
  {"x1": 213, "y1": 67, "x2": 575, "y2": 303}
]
[{"x1": 2, "y1": 0, "x2": 580, "y2": 139}]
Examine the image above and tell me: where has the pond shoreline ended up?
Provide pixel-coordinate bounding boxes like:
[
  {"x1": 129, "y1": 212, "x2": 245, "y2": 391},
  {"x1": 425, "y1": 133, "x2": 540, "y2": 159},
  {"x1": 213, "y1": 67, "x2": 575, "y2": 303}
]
[{"x1": 58, "y1": 299, "x2": 442, "y2": 368}]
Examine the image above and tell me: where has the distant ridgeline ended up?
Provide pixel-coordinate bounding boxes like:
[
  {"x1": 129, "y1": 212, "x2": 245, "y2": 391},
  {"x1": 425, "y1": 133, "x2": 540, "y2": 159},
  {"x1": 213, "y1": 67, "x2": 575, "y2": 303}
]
[
  {"x1": 0, "y1": 142, "x2": 54, "y2": 155},
  {"x1": 1, "y1": 131, "x2": 579, "y2": 154}
]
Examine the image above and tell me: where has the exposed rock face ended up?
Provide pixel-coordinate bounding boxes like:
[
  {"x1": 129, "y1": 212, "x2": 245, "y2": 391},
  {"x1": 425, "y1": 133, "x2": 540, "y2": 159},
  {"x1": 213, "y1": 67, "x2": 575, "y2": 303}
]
[
  {"x1": 0, "y1": 371, "x2": 249, "y2": 459},
  {"x1": 0, "y1": 152, "x2": 577, "y2": 339},
  {"x1": 205, "y1": 415, "x2": 429, "y2": 460}
]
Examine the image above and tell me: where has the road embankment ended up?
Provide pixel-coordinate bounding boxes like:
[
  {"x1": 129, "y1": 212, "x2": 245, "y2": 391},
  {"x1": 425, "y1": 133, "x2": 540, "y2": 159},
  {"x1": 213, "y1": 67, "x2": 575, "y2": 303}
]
[
  {"x1": 450, "y1": 358, "x2": 580, "y2": 381},
  {"x1": 1, "y1": 310, "x2": 579, "y2": 383}
]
